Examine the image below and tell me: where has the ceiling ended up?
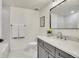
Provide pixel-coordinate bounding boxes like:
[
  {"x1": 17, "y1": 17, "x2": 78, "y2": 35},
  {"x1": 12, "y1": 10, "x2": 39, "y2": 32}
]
[
  {"x1": 4, "y1": 0, "x2": 51, "y2": 10},
  {"x1": 51, "y1": 0, "x2": 79, "y2": 16}
]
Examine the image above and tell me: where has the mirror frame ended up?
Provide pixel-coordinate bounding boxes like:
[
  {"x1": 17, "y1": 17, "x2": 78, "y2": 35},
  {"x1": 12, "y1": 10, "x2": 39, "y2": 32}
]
[{"x1": 49, "y1": 0, "x2": 79, "y2": 29}]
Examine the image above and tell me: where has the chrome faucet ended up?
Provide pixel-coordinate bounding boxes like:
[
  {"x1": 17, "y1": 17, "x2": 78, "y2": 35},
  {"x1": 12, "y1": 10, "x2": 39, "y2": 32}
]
[
  {"x1": 57, "y1": 32, "x2": 63, "y2": 39},
  {"x1": 56, "y1": 32, "x2": 68, "y2": 40}
]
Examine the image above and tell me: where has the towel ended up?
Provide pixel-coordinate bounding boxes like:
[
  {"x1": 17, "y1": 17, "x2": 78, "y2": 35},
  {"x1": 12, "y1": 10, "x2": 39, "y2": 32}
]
[
  {"x1": 12, "y1": 24, "x2": 18, "y2": 39},
  {"x1": 19, "y1": 24, "x2": 25, "y2": 39}
]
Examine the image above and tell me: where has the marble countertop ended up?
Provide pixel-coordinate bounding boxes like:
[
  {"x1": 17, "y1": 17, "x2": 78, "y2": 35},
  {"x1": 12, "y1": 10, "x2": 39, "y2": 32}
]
[{"x1": 37, "y1": 36, "x2": 79, "y2": 58}]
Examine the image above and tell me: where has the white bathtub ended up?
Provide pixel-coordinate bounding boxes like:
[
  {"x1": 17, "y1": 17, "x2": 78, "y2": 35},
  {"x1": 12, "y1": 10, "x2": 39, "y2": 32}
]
[{"x1": 0, "y1": 43, "x2": 9, "y2": 58}]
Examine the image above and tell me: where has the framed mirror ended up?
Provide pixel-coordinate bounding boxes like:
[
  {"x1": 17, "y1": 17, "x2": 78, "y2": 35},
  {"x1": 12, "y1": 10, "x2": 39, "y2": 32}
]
[{"x1": 50, "y1": 0, "x2": 79, "y2": 29}]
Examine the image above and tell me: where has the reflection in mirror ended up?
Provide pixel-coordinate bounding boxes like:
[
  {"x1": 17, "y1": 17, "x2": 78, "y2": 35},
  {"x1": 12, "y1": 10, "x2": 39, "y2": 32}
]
[{"x1": 51, "y1": 0, "x2": 79, "y2": 29}]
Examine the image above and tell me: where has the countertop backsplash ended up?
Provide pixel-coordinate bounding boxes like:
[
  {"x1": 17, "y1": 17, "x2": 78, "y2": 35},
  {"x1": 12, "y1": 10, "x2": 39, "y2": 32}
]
[{"x1": 66, "y1": 36, "x2": 79, "y2": 42}]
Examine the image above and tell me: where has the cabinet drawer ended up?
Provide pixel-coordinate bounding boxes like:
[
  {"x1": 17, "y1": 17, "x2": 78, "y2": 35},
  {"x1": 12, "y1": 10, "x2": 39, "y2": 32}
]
[
  {"x1": 38, "y1": 39, "x2": 44, "y2": 48},
  {"x1": 44, "y1": 42, "x2": 56, "y2": 57},
  {"x1": 56, "y1": 49, "x2": 75, "y2": 58}
]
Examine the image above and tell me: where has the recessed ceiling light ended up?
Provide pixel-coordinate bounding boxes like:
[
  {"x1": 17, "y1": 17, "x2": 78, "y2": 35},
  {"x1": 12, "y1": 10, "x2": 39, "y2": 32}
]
[{"x1": 70, "y1": 11, "x2": 75, "y2": 14}]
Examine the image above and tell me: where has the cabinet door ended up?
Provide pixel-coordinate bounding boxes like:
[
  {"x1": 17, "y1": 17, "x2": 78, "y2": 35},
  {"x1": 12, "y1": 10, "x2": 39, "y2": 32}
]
[
  {"x1": 56, "y1": 49, "x2": 75, "y2": 58},
  {"x1": 38, "y1": 39, "x2": 44, "y2": 47},
  {"x1": 48, "y1": 53, "x2": 55, "y2": 58},
  {"x1": 38, "y1": 46, "x2": 48, "y2": 58},
  {"x1": 44, "y1": 42, "x2": 56, "y2": 57}
]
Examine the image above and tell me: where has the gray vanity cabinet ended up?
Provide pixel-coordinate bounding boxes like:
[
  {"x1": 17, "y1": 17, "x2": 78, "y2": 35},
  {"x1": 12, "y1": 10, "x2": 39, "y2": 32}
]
[
  {"x1": 37, "y1": 38, "x2": 75, "y2": 58},
  {"x1": 37, "y1": 39, "x2": 55, "y2": 58},
  {"x1": 44, "y1": 42, "x2": 56, "y2": 58},
  {"x1": 38, "y1": 46, "x2": 48, "y2": 58},
  {"x1": 48, "y1": 53, "x2": 55, "y2": 58},
  {"x1": 37, "y1": 39, "x2": 48, "y2": 58},
  {"x1": 55, "y1": 49, "x2": 74, "y2": 58}
]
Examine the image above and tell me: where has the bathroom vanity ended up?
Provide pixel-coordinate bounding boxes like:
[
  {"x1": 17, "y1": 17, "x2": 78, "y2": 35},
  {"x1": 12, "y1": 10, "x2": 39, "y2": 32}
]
[{"x1": 37, "y1": 36, "x2": 79, "y2": 58}]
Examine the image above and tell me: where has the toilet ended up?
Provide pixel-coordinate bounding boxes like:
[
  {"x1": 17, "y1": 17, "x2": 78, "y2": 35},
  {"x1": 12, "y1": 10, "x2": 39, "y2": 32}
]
[{"x1": 24, "y1": 42, "x2": 37, "y2": 51}]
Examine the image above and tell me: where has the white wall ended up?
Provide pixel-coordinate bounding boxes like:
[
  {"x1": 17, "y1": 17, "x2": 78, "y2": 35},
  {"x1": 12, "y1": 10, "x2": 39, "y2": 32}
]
[
  {"x1": 39, "y1": 1, "x2": 79, "y2": 38},
  {"x1": 39, "y1": 2, "x2": 54, "y2": 36},
  {"x1": 0, "y1": 0, "x2": 2, "y2": 38},
  {"x1": 10, "y1": 7, "x2": 40, "y2": 50},
  {"x1": 39, "y1": 4, "x2": 50, "y2": 36},
  {"x1": 0, "y1": 1, "x2": 10, "y2": 57},
  {"x1": 2, "y1": 6, "x2": 10, "y2": 42}
]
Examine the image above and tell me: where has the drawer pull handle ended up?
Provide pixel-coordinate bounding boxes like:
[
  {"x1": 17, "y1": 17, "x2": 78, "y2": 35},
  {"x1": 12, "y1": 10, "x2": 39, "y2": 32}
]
[{"x1": 59, "y1": 53, "x2": 65, "y2": 58}]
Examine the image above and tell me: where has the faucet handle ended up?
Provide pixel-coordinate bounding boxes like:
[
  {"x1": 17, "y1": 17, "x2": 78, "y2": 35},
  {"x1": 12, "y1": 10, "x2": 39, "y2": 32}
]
[
  {"x1": 63, "y1": 36, "x2": 69, "y2": 40},
  {"x1": 63, "y1": 36, "x2": 66, "y2": 40},
  {"x1": 57, "y1": 32, "x2": 63, "y2": 39}
]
